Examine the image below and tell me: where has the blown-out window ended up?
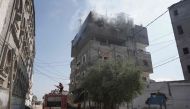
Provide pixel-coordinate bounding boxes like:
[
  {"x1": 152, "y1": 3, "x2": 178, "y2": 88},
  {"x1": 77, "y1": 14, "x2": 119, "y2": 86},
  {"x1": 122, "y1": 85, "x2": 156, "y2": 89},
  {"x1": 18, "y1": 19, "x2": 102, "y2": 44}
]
[
  {"x1": 174, "y1": 9, "x2": 178, "y2": 16},
  {"x1": 103, "y1": 57, "x2": 108, "y2": 60},
  {"x1": 143, "y1": 60, "x2": 149, "y2": 66},
  {"x1": 6, "y1": 50, "x2": 12, "y2": 65},
  {"x1": 82, "y1": 54, "x2": 86, "y2": 63},
  {"x1": 183, "y1": 47, "x2": 189, "y2": 55},
  {"x1": 177, "y1": 25, "x2": 184, "y2": 35},
  {"x1": 187, "y1": 65, "x2": 190, "y2": 74}
]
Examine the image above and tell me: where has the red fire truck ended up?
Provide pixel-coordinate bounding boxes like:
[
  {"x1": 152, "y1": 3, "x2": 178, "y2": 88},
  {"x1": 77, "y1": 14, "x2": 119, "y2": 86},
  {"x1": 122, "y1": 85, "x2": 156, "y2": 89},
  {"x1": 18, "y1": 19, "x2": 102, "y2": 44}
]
[{"x1": 43, "y1": 91, "x2": 68, "y2": 109}]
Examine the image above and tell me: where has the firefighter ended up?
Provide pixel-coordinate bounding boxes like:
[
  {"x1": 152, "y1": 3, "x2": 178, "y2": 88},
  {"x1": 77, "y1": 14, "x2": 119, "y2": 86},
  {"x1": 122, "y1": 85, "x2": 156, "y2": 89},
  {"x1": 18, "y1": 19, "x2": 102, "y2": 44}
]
[
  {"x1": 59, "y1": 83, "x2": 63, "y2": 93},
  {"x1": 55, "y1": 83, "x2": 64, "y2": 94}
]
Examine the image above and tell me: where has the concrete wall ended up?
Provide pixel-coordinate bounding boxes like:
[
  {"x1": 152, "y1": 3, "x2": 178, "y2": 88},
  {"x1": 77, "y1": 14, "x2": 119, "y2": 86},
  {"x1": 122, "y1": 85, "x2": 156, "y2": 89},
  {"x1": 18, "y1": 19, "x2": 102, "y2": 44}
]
[
  {"x1": 121, "y1": 81, "x2": 190, "y2": 109},
  {"x1": 134, "y1": 25, "x2": 149, "y2": 46},
  {"x1": 0, "y1": 87, "x2": 9, "y2": 109}
]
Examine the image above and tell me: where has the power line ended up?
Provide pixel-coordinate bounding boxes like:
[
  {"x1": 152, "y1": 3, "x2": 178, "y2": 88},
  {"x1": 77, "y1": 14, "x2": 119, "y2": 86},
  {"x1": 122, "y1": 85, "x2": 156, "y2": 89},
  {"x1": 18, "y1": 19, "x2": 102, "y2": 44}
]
[
  {"x1": 35, "y1": 58, "x2": 71, "y2": 65},
  {"x1": 153, "y1": 56, "x2": 179, "y2": 69},
  {"x1": 34, "y1": 67, "x2": 70, "y2": 85},
  {"x1": 34, "y1": 64, "x2": 70, "y2": 79},
  {"x1": 0, "y1": 34, "x2": 71, "y2": 82},
  {"x1": 35, "y1": 61, "x2": 70, "y2": 66},
  {"x1": 134, "y1": 10, "x2": 169, "y2": 37},
  {"x1": 154, "y1": 55, "x2": 178, "y2": 65},
  {"x1": 34, "y1": 62, "x2": 70, "y2": 77},
  {"x1": 149, "y1": 40, "x2": 174, "y2": 47},
  {"x1": 89, "y1": 41, "x2": 178, "y2": 71},
  {"x1": 35, "y1": 68, "x2": 59, "y2": 82},
  {"x1": 150, "y1": 42, "x2": 175, "y2": 54},
  {"x1": 145, "y1": 10, "x2": 169, "y2": 28},
  {"x1": 152, "y1": 50, "x2": 190, "y2": 69},
  {"x1": 32, "y1": 9, "x2": 170, "y2": 66},
  {"x1": 149, "y1": 32, "x2": 173, "y2": 42},
  {"x1": 35, "y1": 10, "x2": 170, "y2": 71}
]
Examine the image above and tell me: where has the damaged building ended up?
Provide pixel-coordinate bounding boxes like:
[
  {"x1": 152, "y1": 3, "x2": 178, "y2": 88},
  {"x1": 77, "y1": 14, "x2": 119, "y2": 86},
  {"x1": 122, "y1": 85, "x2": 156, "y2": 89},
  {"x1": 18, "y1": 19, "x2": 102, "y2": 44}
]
[
  {"x1": 0, "y1": 0, "x2": 35, "y2": 108},
  {"x1": 69, "y1": 11, "x2": 153, "y2": 102}
]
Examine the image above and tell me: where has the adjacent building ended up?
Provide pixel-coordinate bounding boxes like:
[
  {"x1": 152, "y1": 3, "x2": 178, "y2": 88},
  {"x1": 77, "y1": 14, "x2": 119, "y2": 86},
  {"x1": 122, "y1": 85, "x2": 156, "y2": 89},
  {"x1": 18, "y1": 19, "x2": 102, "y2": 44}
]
[
  {"x1": 169, "y1": 0, "x2": 190, "y2": 80},
  {"x1": 123, "y1": 2, "x2": 190, "y2": 108},
  {"x1": 69, "y1": 11, "x2": 153, "y2": 101},
  {"x1": 0, "y1": 0, "x2": 35, "y2": 108}
]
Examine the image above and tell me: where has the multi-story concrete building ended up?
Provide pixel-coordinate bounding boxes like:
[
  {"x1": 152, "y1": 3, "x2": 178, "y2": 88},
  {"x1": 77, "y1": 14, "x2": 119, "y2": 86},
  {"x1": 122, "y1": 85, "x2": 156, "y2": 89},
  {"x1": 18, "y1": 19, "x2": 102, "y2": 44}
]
[
  {"x1": 169, "y1": 0, "x2": 190, "y2": 80},
  {"x1": 70, "y1": 12, "x2": 153, "y2": 101},
  {"x1": 0, "y1": 0, "x2": 35, "y2": 108}
]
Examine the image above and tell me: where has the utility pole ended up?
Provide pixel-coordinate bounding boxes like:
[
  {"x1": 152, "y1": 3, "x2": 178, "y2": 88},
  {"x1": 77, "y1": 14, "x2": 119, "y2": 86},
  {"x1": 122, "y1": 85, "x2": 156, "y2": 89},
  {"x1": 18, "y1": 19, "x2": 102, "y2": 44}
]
[
  {"x1": 8, "y1": 49, "x2": 14, "y2": 109},
  {"x1": 84, "y1": 90, "x2": 86, "y2": 109}
]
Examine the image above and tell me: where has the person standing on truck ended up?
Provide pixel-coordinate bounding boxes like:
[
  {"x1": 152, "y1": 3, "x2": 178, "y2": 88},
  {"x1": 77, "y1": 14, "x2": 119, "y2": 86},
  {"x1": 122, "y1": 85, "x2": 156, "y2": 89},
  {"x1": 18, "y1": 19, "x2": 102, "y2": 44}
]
[
  {"x1": 59, "y1": 83, "x2": 63, "y2": 93},
  {"x1": 55, "y1": 83, "x2": 64, "y2": 94}
]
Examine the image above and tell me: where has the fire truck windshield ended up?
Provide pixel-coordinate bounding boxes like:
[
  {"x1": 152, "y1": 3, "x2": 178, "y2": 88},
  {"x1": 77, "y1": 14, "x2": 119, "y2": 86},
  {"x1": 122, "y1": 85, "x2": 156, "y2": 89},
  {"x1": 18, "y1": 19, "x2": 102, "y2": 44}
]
[{"x1": 47, "y1": 97, "x2": 61, "y2": 107}]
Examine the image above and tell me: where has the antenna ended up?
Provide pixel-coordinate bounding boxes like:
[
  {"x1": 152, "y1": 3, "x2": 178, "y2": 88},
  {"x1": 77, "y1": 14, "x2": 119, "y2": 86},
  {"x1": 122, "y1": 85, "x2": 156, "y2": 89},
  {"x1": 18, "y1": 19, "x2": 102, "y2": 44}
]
[
  {"x1": 105, "y1": 0, "x2": 108, "y2": 17},
  {"x1": 106, "y1": 8, "x2": 108, "y2": 17},
  {"x1": 78, "y1": 18, "x2": 82, "y2": 27}
]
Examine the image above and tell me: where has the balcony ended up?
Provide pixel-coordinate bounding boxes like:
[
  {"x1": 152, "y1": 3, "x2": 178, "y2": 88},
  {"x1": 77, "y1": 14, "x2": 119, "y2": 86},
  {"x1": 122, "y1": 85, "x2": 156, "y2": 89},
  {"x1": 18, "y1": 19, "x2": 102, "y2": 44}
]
[
  {"x1": 71, "y1": 21, "x2": 132, "y2": 57},
  {"x1": 11, "y1": 23, "x2": 20, "y2": 48},
  {"x1": 136, "y1": 50, "x2": 153, "y2": 73},
  {"x1": 0, "y1": 72, "x2": 7, "y2": 80},
  {"x1": 69, "y1": 83, "x2": 76, "y2": 92},
  {"x1": 14, "y1": 12, "x2": 22, "y2": 21},
  {"x1": 87, "y1": 23, "x2": 128, "y2": 43},
  {"x1": 134, "y1": 25, "x2": 149, "y2": 46}
]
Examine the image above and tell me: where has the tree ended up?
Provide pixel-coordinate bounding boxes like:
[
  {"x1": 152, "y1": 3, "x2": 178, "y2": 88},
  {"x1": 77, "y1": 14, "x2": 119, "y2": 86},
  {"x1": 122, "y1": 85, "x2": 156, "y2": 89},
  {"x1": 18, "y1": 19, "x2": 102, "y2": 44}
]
[{"x1": 81, "y1": 61, "x2": 144, "y2": 109}]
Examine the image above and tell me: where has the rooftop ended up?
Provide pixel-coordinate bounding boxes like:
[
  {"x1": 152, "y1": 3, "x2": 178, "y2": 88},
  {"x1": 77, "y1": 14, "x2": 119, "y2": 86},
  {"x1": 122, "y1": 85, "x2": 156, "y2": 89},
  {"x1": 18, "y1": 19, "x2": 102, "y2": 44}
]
[
  {"x1": 72, "y1": 11, "x2": 134, "y2": 47},
  {"x1": 169, "y1": 0, "x2": 189, "y2": 9}
]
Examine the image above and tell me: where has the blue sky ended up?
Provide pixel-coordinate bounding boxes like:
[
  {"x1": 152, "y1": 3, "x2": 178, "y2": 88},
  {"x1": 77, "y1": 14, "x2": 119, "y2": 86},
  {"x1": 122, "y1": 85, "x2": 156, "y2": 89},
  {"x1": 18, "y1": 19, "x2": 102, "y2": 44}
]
[{"x1": 33, "y1": 0, "x2": 183, "y2": 100}]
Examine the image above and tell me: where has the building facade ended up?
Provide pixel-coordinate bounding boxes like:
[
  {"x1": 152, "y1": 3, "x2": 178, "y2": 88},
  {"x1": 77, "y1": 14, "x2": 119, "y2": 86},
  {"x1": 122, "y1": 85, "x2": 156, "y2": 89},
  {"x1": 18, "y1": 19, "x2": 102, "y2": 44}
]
[
  {"x1": 70, "y1": 12, "x2": 153, "y2": 101},
  {"x1": 0, "y1": 0, "x2": 35, "y2": 108},
  {"x1": 169, "y1": 0, "x2": 190, "y2": 80}
]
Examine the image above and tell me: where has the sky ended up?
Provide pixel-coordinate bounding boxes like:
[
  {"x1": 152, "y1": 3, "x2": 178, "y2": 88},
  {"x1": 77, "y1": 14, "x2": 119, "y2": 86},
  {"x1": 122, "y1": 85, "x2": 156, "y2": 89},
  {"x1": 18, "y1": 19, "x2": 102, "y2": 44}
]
[{"x1": 33, "y1": 0, "x2": 184, "y2": 100}]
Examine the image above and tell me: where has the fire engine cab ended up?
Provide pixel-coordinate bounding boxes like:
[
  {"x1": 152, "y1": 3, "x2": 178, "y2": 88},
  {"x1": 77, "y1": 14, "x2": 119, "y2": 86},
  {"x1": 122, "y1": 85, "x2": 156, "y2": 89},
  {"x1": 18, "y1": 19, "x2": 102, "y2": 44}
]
[{"x1": 43, "y1": 89, "x2": 68, "y2": 109}]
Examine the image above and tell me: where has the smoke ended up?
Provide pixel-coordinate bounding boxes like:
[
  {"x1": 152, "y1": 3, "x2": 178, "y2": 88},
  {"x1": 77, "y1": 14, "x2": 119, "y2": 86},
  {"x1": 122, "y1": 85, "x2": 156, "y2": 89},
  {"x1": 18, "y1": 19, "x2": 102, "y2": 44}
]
[
  {"x1": 89, "y1": 11, "x2": 134, "y2": 36},
  {"x1": 91, "y1": 11, "x2": 133, "y2": 26}
]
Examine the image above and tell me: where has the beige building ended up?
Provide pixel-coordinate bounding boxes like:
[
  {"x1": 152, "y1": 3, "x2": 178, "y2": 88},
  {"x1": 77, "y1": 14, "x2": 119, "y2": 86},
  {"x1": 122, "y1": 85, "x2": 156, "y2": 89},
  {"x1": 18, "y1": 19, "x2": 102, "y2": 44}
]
[
  {"x1": 0, "y1": 0, "x2": 35, "y2": 108},
  {"x1": 70, "y1": 11, "x2": 153, "y2": 101},
  {"x1": 169, "y1": 0, "x2": 190, "y2": 80}
]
